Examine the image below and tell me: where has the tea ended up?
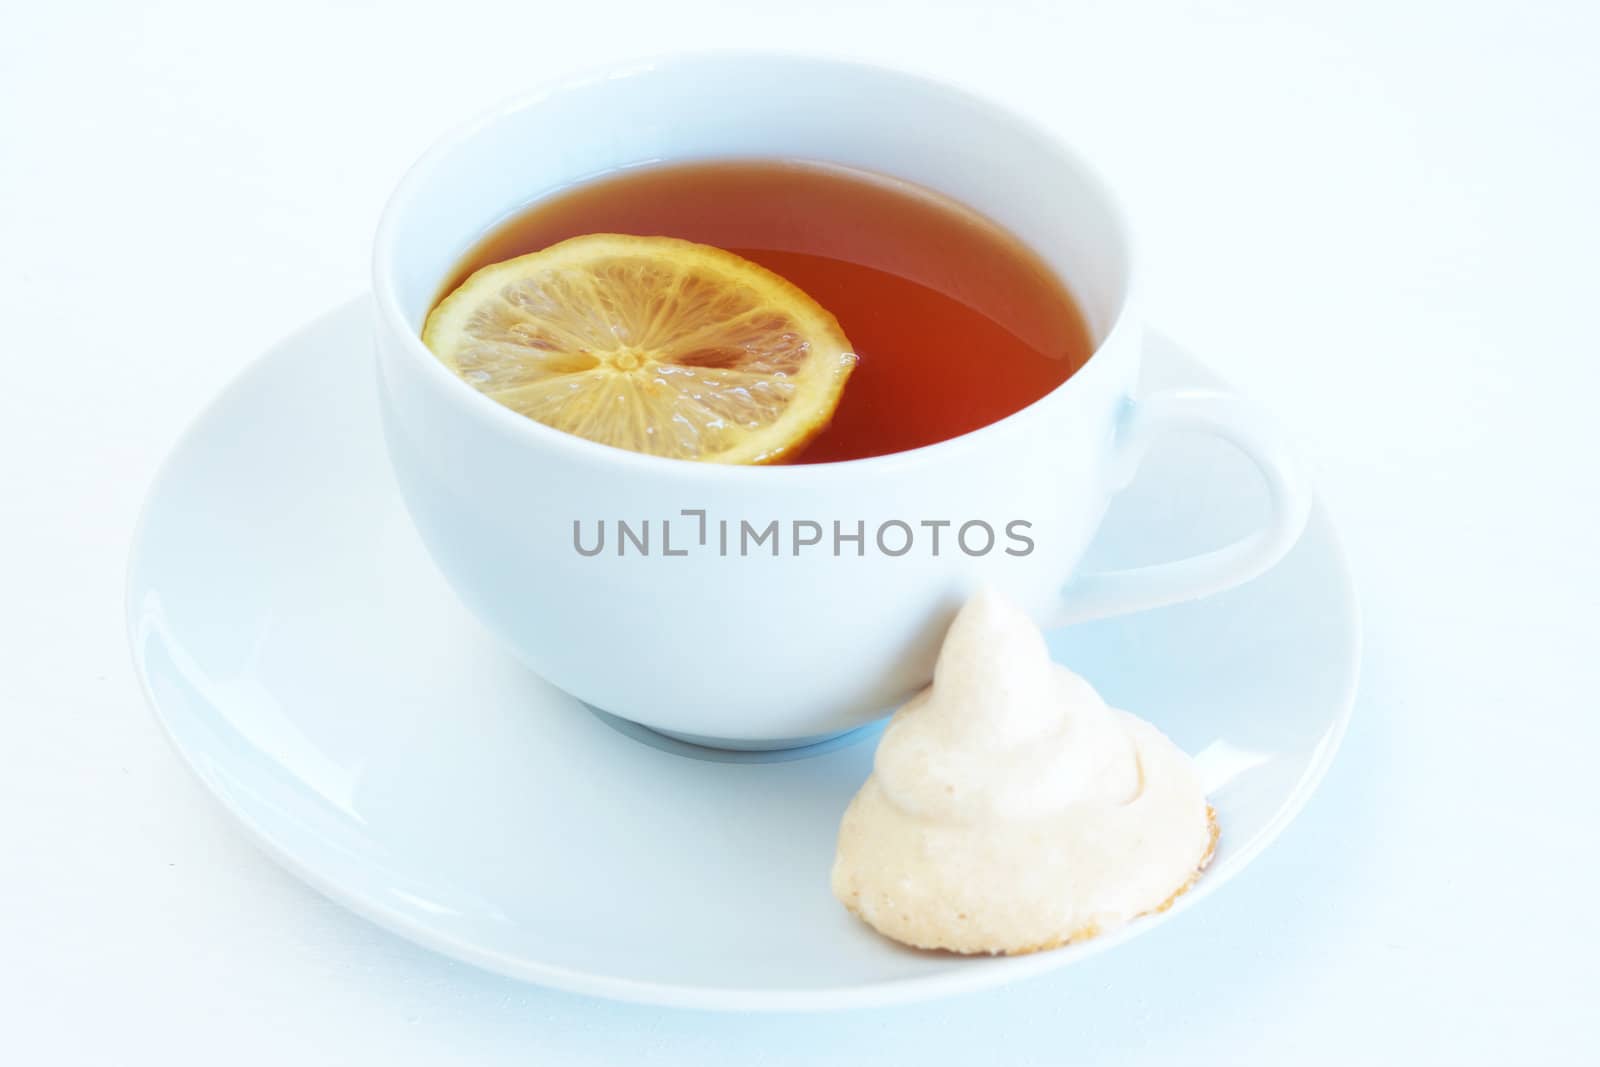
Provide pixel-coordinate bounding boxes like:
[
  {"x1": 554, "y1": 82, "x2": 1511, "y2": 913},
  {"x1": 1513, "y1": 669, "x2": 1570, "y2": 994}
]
[{"x1": 439, "y1": 160, "x2": 1093, "y2": 463}]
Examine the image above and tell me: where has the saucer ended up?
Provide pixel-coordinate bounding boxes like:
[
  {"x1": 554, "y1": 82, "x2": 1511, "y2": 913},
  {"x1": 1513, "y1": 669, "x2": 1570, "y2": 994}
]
[{"x1": 127, "y1": 300, "x2": 1358, "y2": 1011}]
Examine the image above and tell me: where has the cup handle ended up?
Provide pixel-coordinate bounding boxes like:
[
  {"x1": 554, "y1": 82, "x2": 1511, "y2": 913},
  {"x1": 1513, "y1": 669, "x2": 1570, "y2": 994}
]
[{"x1": 1047, "y1": 388, "x2": 1313, "y2": 627}]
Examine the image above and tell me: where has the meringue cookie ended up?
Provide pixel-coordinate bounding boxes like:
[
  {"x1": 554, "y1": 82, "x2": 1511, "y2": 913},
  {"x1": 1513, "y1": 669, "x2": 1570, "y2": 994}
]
[{"x1": 831, "y1": 587, "x2": 1216, "y2": 954}]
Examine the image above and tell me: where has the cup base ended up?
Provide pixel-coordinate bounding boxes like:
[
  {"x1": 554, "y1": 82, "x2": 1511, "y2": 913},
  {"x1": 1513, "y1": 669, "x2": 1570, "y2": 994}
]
[{"x1": 585, "y1": 706, "x2": 883, "y2": 764}]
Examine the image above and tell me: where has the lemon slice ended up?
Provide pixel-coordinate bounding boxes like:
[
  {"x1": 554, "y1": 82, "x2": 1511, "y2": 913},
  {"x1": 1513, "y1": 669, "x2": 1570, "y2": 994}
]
[{"x1": 422, "y1": 234, "x2": 857, "y2": 464}]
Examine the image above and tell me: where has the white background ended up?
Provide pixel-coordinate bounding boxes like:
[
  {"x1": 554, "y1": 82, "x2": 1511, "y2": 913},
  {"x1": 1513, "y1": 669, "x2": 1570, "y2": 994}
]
[{"x1": 4, "y1": 1, "x2": 1597, "y2": 1062}]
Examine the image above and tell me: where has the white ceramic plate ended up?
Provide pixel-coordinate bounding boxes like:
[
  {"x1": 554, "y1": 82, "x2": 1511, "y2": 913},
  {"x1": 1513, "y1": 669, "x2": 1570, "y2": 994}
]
[{"x1": 127, "y1": 300, "x2": 1358, "y2": 1011}]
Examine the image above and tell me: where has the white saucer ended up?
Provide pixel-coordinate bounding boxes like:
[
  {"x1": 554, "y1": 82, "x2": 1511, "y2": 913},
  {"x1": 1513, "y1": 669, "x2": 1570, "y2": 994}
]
[{"x1": 127, "y1": 300, "x2": 1358, "y2": 1011}]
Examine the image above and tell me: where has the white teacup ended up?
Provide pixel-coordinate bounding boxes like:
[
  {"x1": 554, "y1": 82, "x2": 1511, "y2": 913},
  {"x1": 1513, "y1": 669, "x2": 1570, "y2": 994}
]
[{"x1": 373, "y1": 54, "x2": 1311, "y2": 749}]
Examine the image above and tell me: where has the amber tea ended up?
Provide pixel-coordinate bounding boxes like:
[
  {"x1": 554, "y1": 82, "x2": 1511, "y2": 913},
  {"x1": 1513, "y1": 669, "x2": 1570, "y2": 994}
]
[{"x1": 438, "y1": 160, "x2": 1094, "y2": 463}]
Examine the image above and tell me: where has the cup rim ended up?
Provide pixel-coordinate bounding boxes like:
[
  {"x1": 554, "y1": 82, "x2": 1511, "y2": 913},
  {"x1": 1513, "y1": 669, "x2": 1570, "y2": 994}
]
[{"x1": 371, "y1": 49, "x2": 1142, "y2": 479}]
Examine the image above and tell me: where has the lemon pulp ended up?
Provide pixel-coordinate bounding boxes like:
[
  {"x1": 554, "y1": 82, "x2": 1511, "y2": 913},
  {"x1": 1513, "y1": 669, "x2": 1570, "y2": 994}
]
[{"x1": 422, "y1": 234, "x2": 857, "y2": 464}]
